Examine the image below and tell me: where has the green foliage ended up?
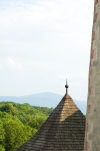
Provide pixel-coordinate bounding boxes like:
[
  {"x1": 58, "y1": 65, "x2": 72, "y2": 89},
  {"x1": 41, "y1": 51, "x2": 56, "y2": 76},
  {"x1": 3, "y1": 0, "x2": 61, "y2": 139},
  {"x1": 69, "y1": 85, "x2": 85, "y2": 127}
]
[
  {"x1": 0, "y1": 121, "x2": 5, "y2": 146},
  {"x1": 0, "y1": 145, "x2": 5, "y2": 151},
  {"x1": 0, "y1": 102, "x2": 53, "y2": 151},
  {"x1": 33, "y1": 106, "x2": 53, "y2": 116},
  {"x1": 0, "y1": 103, "x2": 18, "y2": 115},
  {"x1": 4, "y1": 120, "x2": 33, "y2": 151},
  {"x1": 27, "y1": 114, "x2": 47, "y2": 129}
]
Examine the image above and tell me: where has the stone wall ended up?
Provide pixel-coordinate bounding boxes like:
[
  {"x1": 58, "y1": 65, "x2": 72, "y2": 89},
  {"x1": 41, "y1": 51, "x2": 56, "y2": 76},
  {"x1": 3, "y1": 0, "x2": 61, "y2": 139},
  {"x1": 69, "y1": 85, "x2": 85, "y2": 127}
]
[{"x1": 84, "y1": 0, "x2": 100, "y2": 151}]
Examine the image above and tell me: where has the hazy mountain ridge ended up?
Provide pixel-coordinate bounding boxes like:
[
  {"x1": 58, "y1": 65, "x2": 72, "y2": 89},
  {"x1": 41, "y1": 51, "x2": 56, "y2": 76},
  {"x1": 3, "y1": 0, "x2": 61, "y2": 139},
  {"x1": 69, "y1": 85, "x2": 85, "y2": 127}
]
[{"x1": 0, "y1": 92, "x2": 87, "y2": 114}]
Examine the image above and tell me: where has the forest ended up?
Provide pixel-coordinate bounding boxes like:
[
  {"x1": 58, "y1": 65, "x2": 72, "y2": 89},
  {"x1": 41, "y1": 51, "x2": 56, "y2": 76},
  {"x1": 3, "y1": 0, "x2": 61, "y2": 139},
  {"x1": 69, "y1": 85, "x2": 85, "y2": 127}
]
[{"x1": 0, "y1": 102, "x2": 53, "y2": 151}]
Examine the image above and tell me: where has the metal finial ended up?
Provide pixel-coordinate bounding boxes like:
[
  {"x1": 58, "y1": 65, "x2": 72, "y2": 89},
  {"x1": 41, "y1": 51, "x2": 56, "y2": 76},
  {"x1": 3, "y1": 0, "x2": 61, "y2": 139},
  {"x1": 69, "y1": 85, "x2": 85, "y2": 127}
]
[{"x1": 65, "y1": 79, "x2": 69, "y2": 94}]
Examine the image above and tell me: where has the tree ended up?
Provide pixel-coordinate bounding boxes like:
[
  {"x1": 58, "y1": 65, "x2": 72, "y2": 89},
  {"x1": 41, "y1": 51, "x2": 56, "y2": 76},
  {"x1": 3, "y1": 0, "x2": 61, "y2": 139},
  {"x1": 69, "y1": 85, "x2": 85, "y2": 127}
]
[
  {"x1": 0, "y1": 103, "x2": 18, "y2": 115},
  {"x1": 0, "y1": 145, "x2": 5, "y2": 151},
  {"x1": 0, "y1": 102, "x2": 53, "y2": 150},
  {"x1": 27, "y1": 114, "x2": 47, "y2": 129},
  {"x1": 0, "y1": 121, "x2": 5, "y2": 147},
  {"x1": 4, "y1": 119, "x2": 33, "y2": 151}
]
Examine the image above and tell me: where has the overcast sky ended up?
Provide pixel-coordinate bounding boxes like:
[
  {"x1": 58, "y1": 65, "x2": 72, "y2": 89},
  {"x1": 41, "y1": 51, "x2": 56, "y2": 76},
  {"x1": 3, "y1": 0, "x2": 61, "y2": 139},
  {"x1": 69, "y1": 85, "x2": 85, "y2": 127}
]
[{"x1": 0, "y1": 0, "x2": 94, "y2": 100}]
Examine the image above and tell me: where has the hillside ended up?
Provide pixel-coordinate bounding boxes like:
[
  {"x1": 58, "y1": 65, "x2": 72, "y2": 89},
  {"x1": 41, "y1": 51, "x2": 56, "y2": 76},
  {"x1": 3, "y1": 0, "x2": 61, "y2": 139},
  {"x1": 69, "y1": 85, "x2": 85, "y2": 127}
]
[
  {"x1": 0, "y1": 102, "x2": 53, "y2": 151},
  {"x1": 0, "y1": 92, "x2": 87, "y2": 114}
]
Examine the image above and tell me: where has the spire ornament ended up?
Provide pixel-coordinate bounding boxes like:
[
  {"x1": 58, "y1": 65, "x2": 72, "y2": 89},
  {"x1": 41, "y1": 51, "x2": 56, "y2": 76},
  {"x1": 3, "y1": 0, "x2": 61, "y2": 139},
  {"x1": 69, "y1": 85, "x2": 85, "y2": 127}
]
[{"x1": 65, "y1": 79, "x2": 69, "y2": 95}]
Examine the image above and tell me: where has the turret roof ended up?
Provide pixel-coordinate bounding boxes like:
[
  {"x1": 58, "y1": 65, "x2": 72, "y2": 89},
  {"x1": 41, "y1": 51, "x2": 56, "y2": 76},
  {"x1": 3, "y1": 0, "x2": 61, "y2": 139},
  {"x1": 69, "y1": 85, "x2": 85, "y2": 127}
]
[{"x1": 16, "y1": 84, "x2": 85, "y2": 151}]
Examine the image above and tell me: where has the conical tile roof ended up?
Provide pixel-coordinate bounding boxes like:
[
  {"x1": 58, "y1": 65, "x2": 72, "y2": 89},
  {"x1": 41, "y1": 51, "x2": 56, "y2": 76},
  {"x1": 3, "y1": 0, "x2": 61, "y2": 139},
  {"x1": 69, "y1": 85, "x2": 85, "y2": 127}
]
[{"x1": 16, "y1": 93, "x2": 85, "y2": 151}]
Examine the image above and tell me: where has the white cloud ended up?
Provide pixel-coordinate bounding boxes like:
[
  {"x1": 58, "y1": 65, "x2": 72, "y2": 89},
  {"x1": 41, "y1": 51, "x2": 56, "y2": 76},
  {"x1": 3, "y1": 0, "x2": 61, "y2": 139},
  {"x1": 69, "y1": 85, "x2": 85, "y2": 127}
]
[
  {"x1": 7, "y1": 58, "x2": 23, "y2": 71},
  {"x1": 7, "y1": 58, "x2": 15, "y2": 65},
  {"x1": 0, "y1": 57, "x2": 23, "y2": 72}
]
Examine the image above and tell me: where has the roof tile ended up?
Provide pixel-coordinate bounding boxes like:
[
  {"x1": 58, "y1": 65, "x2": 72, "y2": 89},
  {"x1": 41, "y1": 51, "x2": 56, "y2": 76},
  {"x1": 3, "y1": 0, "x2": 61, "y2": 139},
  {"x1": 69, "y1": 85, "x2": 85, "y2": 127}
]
[{"x1": 16, "y1": 94, "x2": 85, "y2": 151}]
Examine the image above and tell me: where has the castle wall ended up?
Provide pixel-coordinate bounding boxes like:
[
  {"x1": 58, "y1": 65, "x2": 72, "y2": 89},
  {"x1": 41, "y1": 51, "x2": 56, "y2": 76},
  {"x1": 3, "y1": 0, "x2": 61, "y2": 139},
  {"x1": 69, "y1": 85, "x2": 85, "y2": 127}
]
[{"x1": 84, "y1": 0, "x2": 100, "y2": 151}]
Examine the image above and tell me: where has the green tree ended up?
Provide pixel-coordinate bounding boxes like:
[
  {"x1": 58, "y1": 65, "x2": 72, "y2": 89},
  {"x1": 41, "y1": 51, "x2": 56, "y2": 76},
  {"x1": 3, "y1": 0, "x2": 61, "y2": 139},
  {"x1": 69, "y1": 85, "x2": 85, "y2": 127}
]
[
  {"x1": 28, "y1": 114, "x2": 46, "y2": 129},
  {"x1": 0, "y1": 103, "x2": 18, "y2": 115},
  {"x1": 4, "y1": 119, "x2": 33, "y2": 151},
  {"x1": 0, "y1": 145, "x2": 5, "y2": 151},
  {"x1": 0, "y1": 121, "x2": 5, "y2": 146},
  {"x1": 0, "y1": 101, "x2": 53, "y2": 151}
]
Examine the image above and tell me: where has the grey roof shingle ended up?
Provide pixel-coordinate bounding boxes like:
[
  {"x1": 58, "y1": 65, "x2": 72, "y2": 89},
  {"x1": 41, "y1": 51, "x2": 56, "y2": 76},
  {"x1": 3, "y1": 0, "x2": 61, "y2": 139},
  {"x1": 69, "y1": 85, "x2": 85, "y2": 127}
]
[{"x1": 16, "y1": 94, "x2": 85, "y2": 151}]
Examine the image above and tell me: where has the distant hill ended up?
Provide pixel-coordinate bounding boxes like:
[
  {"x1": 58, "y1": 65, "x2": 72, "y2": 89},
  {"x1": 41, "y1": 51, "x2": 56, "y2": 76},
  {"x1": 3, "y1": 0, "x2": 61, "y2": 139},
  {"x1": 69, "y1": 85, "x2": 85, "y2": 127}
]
[{"x1": 0, "y1": 92, "x2": 87, "y2": 114}]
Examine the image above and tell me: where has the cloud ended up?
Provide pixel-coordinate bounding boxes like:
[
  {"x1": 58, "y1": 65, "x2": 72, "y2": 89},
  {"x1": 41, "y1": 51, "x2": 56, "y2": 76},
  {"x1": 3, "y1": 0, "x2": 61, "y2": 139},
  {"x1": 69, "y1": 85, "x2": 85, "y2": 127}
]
[
  {"x1": 0, "y1": 57, "x2": 23, "y2": 73},
  {"x1": 7, "y1": 58, "x2": 15, "y2": 65},
  {"x1": 6, "y1": 58, "x2": 22, "y2": 70},
  {"x1": 0, "y1": 0, "x2": 94, "y2": 100}
]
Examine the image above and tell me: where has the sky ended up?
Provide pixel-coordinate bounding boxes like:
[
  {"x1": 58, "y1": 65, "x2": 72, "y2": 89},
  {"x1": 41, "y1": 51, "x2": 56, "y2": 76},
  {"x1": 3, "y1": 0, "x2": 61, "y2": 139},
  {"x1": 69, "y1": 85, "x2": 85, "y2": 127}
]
[{"x1": 0, "y1": 0, "x2": 94, "y2": 101}]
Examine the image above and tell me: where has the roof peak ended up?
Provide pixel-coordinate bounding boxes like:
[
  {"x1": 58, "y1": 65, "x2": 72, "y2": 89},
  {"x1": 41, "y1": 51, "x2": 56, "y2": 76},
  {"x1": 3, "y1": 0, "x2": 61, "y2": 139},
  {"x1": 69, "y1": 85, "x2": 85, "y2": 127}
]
[
  {"x1": 65, "y1": 79, "x2": 68, "y2": 95},
  {"x1": 16, "y1": 90, "x2": 85, "y2": 151}
]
